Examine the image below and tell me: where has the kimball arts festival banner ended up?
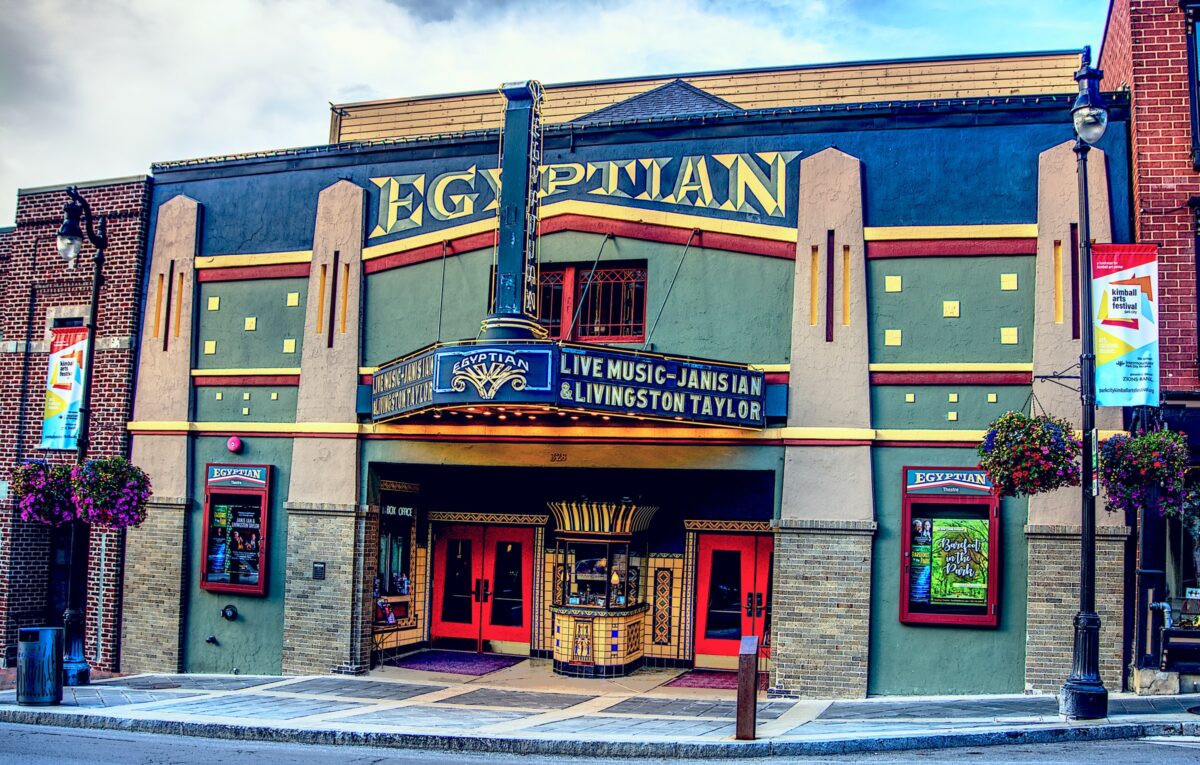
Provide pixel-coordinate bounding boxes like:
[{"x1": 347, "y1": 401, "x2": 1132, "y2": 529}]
[
  {"x1": 40, "y1": 326, "x2": 88, "y2": 450},
  {"x1": 1093, "y1": 243, "x2": 1159, "y2": 407}
]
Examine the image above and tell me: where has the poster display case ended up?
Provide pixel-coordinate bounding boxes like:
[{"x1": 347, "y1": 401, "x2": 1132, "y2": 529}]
[
  {"x1": 899, "y1": 467, "x2": 1000, "y2": 627},
  {"x1": 200, "y1": 464, "x2": 271, "y2": 597}
]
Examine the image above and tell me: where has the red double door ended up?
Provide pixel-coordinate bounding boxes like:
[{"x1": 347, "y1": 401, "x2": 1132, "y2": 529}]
[
  {"x1": 430, "y1": 525, "x2": 533, "y2": 652},
  {"x1": 694, "y1": 534, "x2": 773, "y2": 663}
]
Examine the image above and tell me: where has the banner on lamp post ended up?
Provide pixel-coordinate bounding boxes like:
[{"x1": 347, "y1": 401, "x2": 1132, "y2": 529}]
[
  {"x1": 39, "y1": 326, "x2": 89, "y2": 450},
  {"x1": 1093, "y1": 243, "x2": 1159, "y2": 407}
]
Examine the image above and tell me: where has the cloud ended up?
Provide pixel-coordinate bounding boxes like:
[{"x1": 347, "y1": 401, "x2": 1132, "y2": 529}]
[{"x1": 0, "y1": 0, "x2": 1106, "y2": 225}]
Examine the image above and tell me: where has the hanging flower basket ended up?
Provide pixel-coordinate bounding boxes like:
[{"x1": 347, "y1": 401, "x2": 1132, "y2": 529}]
[
  {"x1": 9, "y1": 461, "x2": 77, "y2": 526},
  {"x1": 1099, "y1": 429, "x2": 1188, "y2": 514},
  {"x1": 977, "y1": 410, "x2": 1082, "y2": 497},
  {"x1": 70, "y1": 456, "x2": 152, "y2": 529}
]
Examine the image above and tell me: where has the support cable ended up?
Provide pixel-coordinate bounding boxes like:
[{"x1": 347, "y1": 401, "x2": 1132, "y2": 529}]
[
  {"x1": 643, "y1": 229, "x2": 698, "y2": 350},
  {"x1": 566, "y1": 233, "x2": 613, "y2": 339}
]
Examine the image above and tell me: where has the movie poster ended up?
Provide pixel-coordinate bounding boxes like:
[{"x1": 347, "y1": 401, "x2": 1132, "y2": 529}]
[
  {"x1": 909, "y1": 517, "x2": 932, "y2": 605},
  {"x1": 931, "y1": 518, "x2": 989, "y2": 605}
]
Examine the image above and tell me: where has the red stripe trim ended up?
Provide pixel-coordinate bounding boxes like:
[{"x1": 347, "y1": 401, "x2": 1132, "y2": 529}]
[
  {"x1": 360, "y1": 374, "x2": 373, "y2": 385},
  {"x1": 192, "y1": 375, "x2": 300, "y2": 387},
  {"x1": 870, "y1": 372, "x2": 1031, "y2": 385},
  {"x1": 197, "y1": 264, "x2": 311, "y2": 282},
  {"x1": 780, "y1": 439, "x2": 873, "y2": 446},
  {"x1": 876, "y1": 440, "x2": 980, "y2": 448},
  {"x1": 866, "y1": 239, "x2": 1036, "y2": 259},
  {"x1": 363, "y1": 215, "x2": 795, "y2": 275},
  {"x1": 764, "y1": 372, "x2": 789, "y2": 385}
]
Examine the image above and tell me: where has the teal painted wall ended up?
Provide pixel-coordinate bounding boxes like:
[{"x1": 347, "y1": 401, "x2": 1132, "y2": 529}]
[
  {"x1": 867, "y1": 256, "x2": 1035, "y2": 363},
  {"x1": 194, "y1": 386, "x2": 299, "y2": 422},
  {"x1": 870, "y1": 386, "x2": 1030, "y2": 430},
  {"x1": 868, "y1": 446, "x2": 1028, "y2": 695},
  {"x1": 362, "y1": 231, "x2": 793, "y2": 367},
  {"x1": 183, "y1": 436, "x2": 292, "y2": 674},
  {"x1": 196, "y1": 278, "x2": 307, "y2": 369}
]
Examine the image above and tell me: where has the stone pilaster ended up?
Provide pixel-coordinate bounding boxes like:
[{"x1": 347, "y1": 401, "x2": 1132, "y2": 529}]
[
  {"x1": 1024, "y1": 524, "x2": 1129, "y2": 692},
  {"x1": 769, "y1": 519, "x2": 876, "y2": 698}
]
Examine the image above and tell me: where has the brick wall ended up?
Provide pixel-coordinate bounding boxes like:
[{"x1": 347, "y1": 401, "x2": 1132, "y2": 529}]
[
  {"x1": 120, "y1": 499, "x2": 187, "y2": 673},
  {"x1": 1101, "y1": 0, "x2": 1200, "y2": 392},
  {"x1": 1025, "y1": 526, "x2": 1129, "y2": 692},
  {"x1": 0, "y1": 178, "x2": 150, "y2": 668},
  {"x1": 769, "y1": 520, "x2": 875, "y2": 699}
]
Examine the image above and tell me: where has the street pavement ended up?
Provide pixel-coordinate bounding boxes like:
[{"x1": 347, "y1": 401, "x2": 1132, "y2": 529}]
[{"x1": 0, "y1": 663, "x2": 1199, "y2": 757}]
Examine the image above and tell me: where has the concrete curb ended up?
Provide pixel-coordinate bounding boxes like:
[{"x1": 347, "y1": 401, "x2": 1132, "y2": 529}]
[{"x1": 1, "y1": 708, "x2": 1198, "y2": 758}]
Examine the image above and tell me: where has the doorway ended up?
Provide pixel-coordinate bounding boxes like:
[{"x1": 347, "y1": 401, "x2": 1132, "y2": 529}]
[
  {"x1": 694, "y1": 534, "x2": 772, "y2": 669},
  {"x1": 430, "y1": 524, "x2": 533, "y2": 654}
]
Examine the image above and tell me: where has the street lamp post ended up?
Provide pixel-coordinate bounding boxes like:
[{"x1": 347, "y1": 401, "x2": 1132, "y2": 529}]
[
  {"x1": 1059, "y1": 46, "x2": 1109, "y2": 721},
  {"x1": 55, "y1": 186, "x2": 108, "y2": 687}
]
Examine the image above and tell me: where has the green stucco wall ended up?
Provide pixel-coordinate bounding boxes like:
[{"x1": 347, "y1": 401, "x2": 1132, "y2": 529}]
[
  {"x1": 194, "y1": 386, "x2": 299, "y2": 422},
  {"x1": 868, "y1": 446, "x2": 1028, "y2": 695},
  {"x1": 196, "y1": 278, "x2": 307, "y2": 369},
  {"x1": 362, "y1": 231, "x2": 794, "y2": 367},
  {"x1": 870, "y1": 386, "x2": 1030, "y2": 430},
  {"x1": 868, "y1": 256, "x2": 1035, "y2": 364},
  {"x1": 183, "y1": 436, "x2": 292, "y2": 674}
]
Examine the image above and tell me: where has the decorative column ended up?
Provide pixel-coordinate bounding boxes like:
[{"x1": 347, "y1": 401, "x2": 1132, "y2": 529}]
[
  {"x1": 281, "y1": 180, "x2": 375, "y2": 675},
  {"x1": 1026, "y1": 140, "x2": 1128, "y2": 692},
  {"x1": 773, "y1": 148, "x2": 876, "y2": 698},
  {"x1": 122, "y1": 194, "x2": 200, "y2": 673}
]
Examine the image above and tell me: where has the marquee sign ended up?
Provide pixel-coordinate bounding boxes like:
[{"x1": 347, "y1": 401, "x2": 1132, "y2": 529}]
[{"x1": 372, "y1": 341, "x2": 766, "y2": 428}]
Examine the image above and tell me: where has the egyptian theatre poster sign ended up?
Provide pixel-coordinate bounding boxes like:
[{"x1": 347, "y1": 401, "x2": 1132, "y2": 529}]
[{"x1": 1093, "y1": 244, "x2": 1159, "y2": 407}]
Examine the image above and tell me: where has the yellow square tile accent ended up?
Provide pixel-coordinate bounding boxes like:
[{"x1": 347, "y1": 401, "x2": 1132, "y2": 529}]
[
  {"x1": 215, "y1": 392, "x2": 223, "y2": 401},
  {"x1": 207, "y1": 296, "x2": 220, "y2": 311},
  {"x1": 948, "y1": 393, "x2": 959, "y2": 403},
  {"x1": 1000, "y1": 273, "x2": 1018, "y2": 291},
  {"x1": 203, "y1": 340, "x2": 216, "y2": 355},
  {"x1": 884, "y1": 275, "x2": 902, "y2": 293},
  {"x1": 942, "y1": 300, "x2": 960, "y2": 318},
  {"x1": 244, "y1": 316, "x2": 257, "y2": 331},
  {"x1": 241, "y1": 407, "x2": 250, "y2": 416},
  {"x1": 947, "y1": 411, "x2": 958, "y2": 422},
  {"x1": 286, "y1": 292, "x2": 300, "y2": 307},
  {"x1": 271, "y1": 392, "x2": 278, "y2": 401},
  {"x1": 283, "y1": 338, "x2": 297, "y2": 354},
  {"x1": 987, "y1": 393, "x2": 998, "y2": 403},
  {"x1": 243, "y1": 392, "x2": 251, "y2": 401},
  {"x1": 904, "y1": 392, "x2": 916, "y2": 403},
  {"x1": 1000, "y1": 327, "x2": 1019, "y2": 345},
  {"x1": 884, "y1": 329, "x2": 902, "y2": 346}
]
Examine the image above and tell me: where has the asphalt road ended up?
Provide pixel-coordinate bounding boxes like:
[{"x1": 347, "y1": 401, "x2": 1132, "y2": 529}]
[{"x1": 3, "y1": 723, "x2": 1200, "y2": 764}]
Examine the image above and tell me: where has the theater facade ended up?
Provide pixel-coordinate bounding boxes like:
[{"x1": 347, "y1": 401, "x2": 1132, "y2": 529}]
[{"x1": 121, "y1": 51, "x2": 1135, "y2": 697}]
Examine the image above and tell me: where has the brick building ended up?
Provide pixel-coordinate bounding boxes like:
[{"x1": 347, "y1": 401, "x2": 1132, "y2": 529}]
[
  {"x1": 0, "y1": 177, "x2": 151, "y2": 671},
  {"x1": 1101, "y1": 0, "x2": 1200, "y2": 693}
]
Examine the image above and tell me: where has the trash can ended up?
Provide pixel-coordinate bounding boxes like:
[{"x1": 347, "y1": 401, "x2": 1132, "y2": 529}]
[{"x1": 16, "y1": 627, "x2": 63, "y2": 706}]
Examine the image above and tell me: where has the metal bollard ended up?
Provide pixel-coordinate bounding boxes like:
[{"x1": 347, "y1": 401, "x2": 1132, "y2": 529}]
[
  {"x1": 735, "y1": 634, "x2": 759, "y2": 740},
  {"x1": 17, "y1": 627, "x2": 64, "y2": 706}
]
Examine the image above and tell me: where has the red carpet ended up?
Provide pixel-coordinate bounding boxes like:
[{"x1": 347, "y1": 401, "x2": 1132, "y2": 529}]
[
  {"x1": 386, "y1": 650, "x2": 524, "y2": 676},
  {"x1": 665, "y1": 669, "x2": 768, "y2": 690}
]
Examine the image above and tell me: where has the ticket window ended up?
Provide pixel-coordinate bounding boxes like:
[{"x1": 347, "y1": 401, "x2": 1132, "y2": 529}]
[
  {"x1": 899, "y1": 467, "x2": 1000, "y2": 627},
  {"x1": 375, "y1": 504, "x2": 414, "y2": 624}
]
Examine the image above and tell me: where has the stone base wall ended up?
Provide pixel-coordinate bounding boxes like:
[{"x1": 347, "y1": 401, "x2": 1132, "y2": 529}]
[
  {"x1": 1025, "y1": 524, "x2": 1129, "y2": 692},
  {"x1": 769, "y1": 519, "x2": 875, "y2": 699},
  {"x1": 120, "y1": 498, "x2": 188, "y2": 673},
  {"x1": 282, "y1": 503, "x2": 376, "y2": 675}
]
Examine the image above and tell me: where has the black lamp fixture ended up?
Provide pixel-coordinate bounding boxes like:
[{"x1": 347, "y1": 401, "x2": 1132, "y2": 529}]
[
  {"x1": 1059, "y1": 45, "x2": 1109, "y2": 721},
  {"x1": 55, "y1": 186, "x2": 108, "y2": 688}
]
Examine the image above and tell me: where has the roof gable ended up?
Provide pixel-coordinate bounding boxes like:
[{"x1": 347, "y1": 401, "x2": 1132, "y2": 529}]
[{"x1": 572, "y1": 79, "x2": 741, "y2": 124}]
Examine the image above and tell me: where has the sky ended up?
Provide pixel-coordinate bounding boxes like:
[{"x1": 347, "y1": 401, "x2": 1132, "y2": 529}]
[{"x1": 0, "y1": 0, "x2": 1110, "y2": 226}]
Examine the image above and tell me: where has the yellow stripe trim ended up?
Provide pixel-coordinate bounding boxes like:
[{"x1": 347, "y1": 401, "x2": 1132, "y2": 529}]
[
  {"x1": 194, "y1": 250, "x2": 313, "y2": 269},
  {"x1": 863, "y1": 224, "x2": 1037, "y2": 241},
  {"x1": 190, "y1": 368, "x2": 302, "y2": 377},
  {"x1": 868, "y1": 362, "x2": 1033, "y2": 372}
]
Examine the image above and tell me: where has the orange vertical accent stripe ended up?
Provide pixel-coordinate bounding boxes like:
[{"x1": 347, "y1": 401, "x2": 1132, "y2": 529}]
[
  {"x1": 339, "y1": 263, "x2": 349, "y2": 334},
  {"x1": 152, "y1": 274, "x2": 164, "y2": 338},
  {"x1": 317, "y1": 264, "x2": 327, "y2": 334},
  {"x1": 172, "y1": 273, "x2": 183, "y2": 338},
  {"x1": 1053, "y1": 240, "x2": 1063, "y2": 324},
  {"x1": 809, "y1": 245, "x2": 819, "y2": 326},
  {"x1": 841, "y1": 244, "x2": 851, "y2": 326}
]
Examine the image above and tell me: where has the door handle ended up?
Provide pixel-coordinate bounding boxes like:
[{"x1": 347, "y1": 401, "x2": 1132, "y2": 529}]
[
  {"x1": 473, "y1": 578, "x2": 483, "y2": 602},
  {"x1": 481, "y1": 579, "x2": 492, "y2": 603},
  {"x1": 755, "y1": 592, "x2": 765, "y2": 617},
  {"x1": 745, "y1": 592, "x2": 754, "y2": 617}
]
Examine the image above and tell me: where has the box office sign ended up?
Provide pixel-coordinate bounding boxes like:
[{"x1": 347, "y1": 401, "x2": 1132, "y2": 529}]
[
  {"x1": 201, "y1": 464, "x2": 271, "y2": 597},
  {"x1": 371, "y1": 341, "x2": 766, "y2": 428}
]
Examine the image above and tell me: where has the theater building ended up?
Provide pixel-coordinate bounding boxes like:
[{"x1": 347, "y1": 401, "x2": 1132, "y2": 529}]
[{"x1": 122, "y1": 51, "x2": 1135, "y2": 697}]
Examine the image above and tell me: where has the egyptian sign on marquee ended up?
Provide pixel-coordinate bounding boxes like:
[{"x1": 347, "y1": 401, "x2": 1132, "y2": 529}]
[{"x1": 372, "y1": 341, "x2": 766, "y2": 428}]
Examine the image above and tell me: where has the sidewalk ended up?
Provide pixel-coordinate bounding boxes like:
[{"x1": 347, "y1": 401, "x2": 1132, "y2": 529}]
[{"x1": 1, "y1": 659, "x2": 1198, "y2": 757}]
